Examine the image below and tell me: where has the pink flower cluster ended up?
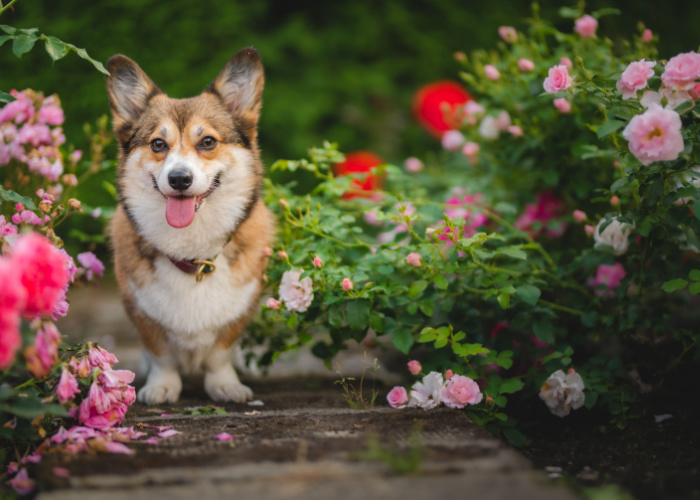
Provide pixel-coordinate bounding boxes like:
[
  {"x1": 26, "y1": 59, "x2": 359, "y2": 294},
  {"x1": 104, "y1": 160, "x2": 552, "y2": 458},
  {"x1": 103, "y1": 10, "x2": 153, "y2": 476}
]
[
  {"x1": 0, "y1": 90, "x2": 67, "y2": 181},
  {"x1": 387, "y1": 369, "x2": 482, "y2": 409},
  {"x1": 0, "y1": 233, "x2": 69, "y2": 369},
  {"x1": 588, "y1": 263, "x2": 626, "y2": 297},
  {"x1": 434, "y1": 191, "x2": 488, "y2": 245},
  {"x1": 514, "y1": 192, "x2": 567, "y2": 238}
]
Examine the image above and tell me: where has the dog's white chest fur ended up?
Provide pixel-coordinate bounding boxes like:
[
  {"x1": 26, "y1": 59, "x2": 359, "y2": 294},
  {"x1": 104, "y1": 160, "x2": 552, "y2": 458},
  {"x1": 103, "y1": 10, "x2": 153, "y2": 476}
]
[{"x1": 131, "y1": 256, "x2": 257, "y2": 349}]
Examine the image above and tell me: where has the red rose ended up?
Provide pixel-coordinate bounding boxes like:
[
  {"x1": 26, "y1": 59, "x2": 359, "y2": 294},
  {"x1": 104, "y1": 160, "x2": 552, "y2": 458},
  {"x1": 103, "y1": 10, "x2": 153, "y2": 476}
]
[
  {"x1": 413, "y1": 80, "x2": 472, "y2": 137},
  {"x1": 333, "y1": 151, "x2": 383, "y2": 199}
]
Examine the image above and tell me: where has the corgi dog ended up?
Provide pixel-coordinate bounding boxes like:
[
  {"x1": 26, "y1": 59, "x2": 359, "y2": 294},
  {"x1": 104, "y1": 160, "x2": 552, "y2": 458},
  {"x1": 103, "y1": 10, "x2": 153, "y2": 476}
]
[{"x1": 105, "y1": 47, "x2": 273, "y2": 405}]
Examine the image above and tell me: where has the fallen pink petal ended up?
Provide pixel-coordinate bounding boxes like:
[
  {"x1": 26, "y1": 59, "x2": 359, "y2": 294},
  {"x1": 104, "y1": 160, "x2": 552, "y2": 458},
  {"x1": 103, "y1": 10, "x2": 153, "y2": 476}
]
[
  {"x1": 158, "y1": 429, "x2": 181, "y2": 438},
  {"x1": 216, "y1": 432, "x2": 234, "y2": 441}
]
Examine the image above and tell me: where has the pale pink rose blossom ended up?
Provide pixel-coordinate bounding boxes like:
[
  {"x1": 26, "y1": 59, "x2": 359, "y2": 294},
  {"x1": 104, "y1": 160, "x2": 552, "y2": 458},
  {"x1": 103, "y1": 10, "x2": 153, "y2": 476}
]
[
  {"x1": 572, "y1": 210, "x2": 587, "y2": 223},
  {"x1": 387, "y1": 386, "x2": 408, "y2": 409},
  {"x1": 313, "y1": 256, "x2": 323, "y2": 269},
  {"x1": 560, "y1": 57, "x2": 573, "y2": 69},
  {"x1": 508, "y1": 125, "x2": 523, "y2": 137},
  {"x1": 642, "y1": 29, "x2": 653, "y2": 43},
  {"x1": 404, "y1": 157, "x2": 423, "y2": 173},
  {"x1": 478, "y1": 115, "x2": 500, "y2": 140},
  {"x1": 462, "y1": 141, "x2": 480, "y2": 160},
  {"x1": 445, "y1": 369, "x2": 454, "y2": 380},
  {"x1": 616, "y1": 59, "x2": 656, "y2": 100},
  {"x1": 342, "y1": 278, "x2": 354, "y2": 292},
  {"x1": 69, "y1": 150, "x2": 82, "y2": 165},
  {"x1": 441, "y1": 374, "x2": 483, "y2": 408},
  {"x1": 406, "y1": 252, "x2": 422, "y2": 267},
  {"x1": 463, "y1": 101, "x2": 485, "y2": 125},
  {"x1": 588, "y1": 263, "x2": 626, "y2": 297},
  {"x1": 408, "y1": 371, "x2": 444, "y2": 409},
  {"x1": 584, "y1": 224, "x2": 595, "y2": 236},
  {"x1": 9, "y1": 468, "x2": 34, "y2": 495},
  {"x1": 622, "y1": 104, "x2": 684, "y2": 166},
  {"x1": 279, "y1": 198, "x2": 289, "y2": 208},
  {"x1": 494, "y1": 110, "x2": 511, "y2": 131},
  {"x1": 498, "y1": 26, "x2": 517, "y2": 43},
  {"x1": 484, "y1": 65, "x2": 501, "y2": 81},
  {"x1": 263, "y1": 246, "x2": 272, "y2": 257},
  {"x1": 407, "y1": 360, "x2": 422, "y2": 375},
  {"x1": 216, "y1": 432, "x2": 234, "y2": 441},
  {"x1": 518, "y1": 58, "x2": 535, "y2": 72},
  {"x1": 0, "y1": 215, "x2": 18, "y2": 236},
  {"x1": 574, "y1": 14, "x2": 598, "y2": 38},
  {"x1": 87, "y1": 344, "x2": 118, "y2": 370},
  {"x1": 278, "y1": 250, "x2": 288, "y2": 260},
  {"x1": 554, "y1": 97, "x2": 572, "y2": 113},
  {"x1": 77, "y1": 252, "x2": 104, "y2": 280},
  {"x1": 38, "y1": 104, "x2": 64, "y2": 126},
  {"x1": 593, "y1": 219, "x2": 633, "y2": 256},
  {"x1": 441, "y1": 130, "x2": 465, "y2": 151},
  {"x1": 661, "y1": 52, "x2": 700, "y2": 91},
  {"x1": 640, "y1": 88, "x2": 692, "y2": 110},
  {"x1": 278, "y1": 269, "x2": 314, "y2": 313},
  {"x1": 265, "y1": 298, "x2": 281, "y2": 310},
  {"x1": 543, "y1": 65, "x2": 573, "y2": 93},
  {"x1": 539, "y1": 369, "x2": 585, "y2": 417},
  {"x1": 610, "y1": 196, "x2": 620, "y2": 207}
]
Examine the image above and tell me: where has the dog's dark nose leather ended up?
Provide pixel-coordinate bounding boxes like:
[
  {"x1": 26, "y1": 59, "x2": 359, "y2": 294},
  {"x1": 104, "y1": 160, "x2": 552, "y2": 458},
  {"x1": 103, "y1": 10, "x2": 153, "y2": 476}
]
[{"x1": 168, "y1": 169, "x2": 194, "y2": 191}]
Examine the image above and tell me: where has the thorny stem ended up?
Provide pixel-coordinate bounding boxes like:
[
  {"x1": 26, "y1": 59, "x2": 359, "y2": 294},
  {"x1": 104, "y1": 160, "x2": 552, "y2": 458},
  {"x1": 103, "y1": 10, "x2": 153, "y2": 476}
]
[
  {"x1": 539, "y1": 299, "x2": 584, "y2": 316},
  {"x1": 0, "y1": 0, "x2": 19, "y2": 17}
]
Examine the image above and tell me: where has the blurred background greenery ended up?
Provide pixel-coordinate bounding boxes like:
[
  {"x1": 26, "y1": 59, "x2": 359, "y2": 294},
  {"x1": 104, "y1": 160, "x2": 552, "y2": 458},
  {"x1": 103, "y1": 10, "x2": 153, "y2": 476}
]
[{"x1": 1, "y1": 0, "x2": 698, "y2": 168}]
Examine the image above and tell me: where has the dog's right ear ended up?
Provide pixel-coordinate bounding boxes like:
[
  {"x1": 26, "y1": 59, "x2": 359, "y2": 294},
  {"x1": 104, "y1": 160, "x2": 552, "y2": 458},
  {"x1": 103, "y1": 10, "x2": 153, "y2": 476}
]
[{"x1": 105, "y1": 55, "x2": 162, "y2": 135}]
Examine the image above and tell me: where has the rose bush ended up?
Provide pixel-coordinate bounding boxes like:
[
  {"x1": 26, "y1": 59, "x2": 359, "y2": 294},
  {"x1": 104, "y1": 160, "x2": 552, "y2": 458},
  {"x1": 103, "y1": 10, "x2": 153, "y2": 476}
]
[{"x1": 246, "y1": 4, "x2": 700, "y2": 445}]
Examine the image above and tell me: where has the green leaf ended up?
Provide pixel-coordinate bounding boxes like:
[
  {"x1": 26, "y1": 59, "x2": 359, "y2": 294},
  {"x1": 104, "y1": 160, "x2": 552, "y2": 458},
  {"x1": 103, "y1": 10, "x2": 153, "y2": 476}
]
[
  {"x1": 408, "y1": 280, "x2": 428, "y2": 297},
  {"x1": 328, "y1": 304, "x2": 344, "y2": 328},
  {"x1": 689, "y1": 282, "x2": 700, "y2": 295},
  {"x1": 0, "y1": 25, "x2": 16, "y2": 34},
  {"x1": 392, "y1": 328, "x2": 413, "y2": 354},
  {"x1": 502, "y1": 428, "x2": 526, "y2": 448},
  {"x1": 418, "y1": 300, "x2": 434, "y2": 317},
  {"x1": 499, "y1": 378, "x2": 524, "y2": 394},
  {"x1": 689, "y1": 269, "x2": 700, "y2": 281},
  {"x1": 74, "y1": 47, "x2": 109, "y2": 75},
  {"x1": 44, "y1": 36, "x2": 67, "y2": 61},
  {"x1": 661, "y1": 278, "x2": 688, "y2": 293},
  {"x1": 516, "y1": 285, "x2": 541, "y2": 305},
  {"x1": 610, "y1": 177, "x2": 627, "y2": 193},
  {"x1": 532, "y1": 321, "x2": 555, "y2": 344},
  {"x1": 558, "y1": 7, "x2": 580, "y2": 18},
  {"x1": 0, "y1": 187, "x2": 36, "y2": 210},
  {"x1": 497, "y1": 293, "x2": 510, "y2": 310},
  {"x1": 12, "y1": 33, "x2": 37, "y2": 58},
  {"x1": 0, "y1": 90, "x2": 15, "y2": 103},
  {"x1": 499, "y1": 247, "x2": 527, "y2": 260},
  {"x1": 346, "y1": 299, "x2": 370, "y2": 331},
  {"x1": 434, "y1": 274, "x2": 448, "y2": 290},
  {"x1": 0, "y1": 34, "x2": 12, "y2": 48},
  {"x1": 597, "y1": 119, "x2": 625, "y2": 139}
]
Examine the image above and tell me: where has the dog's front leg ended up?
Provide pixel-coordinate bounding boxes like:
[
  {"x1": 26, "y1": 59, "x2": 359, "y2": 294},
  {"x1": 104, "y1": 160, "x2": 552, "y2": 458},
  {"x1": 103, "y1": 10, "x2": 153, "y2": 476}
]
[
  {"x1": 138, "y1": 349, "x2": 183, "y2": 405},
  {"x1": 203, "y1": 345, "x2": 253, "y2": 403}
]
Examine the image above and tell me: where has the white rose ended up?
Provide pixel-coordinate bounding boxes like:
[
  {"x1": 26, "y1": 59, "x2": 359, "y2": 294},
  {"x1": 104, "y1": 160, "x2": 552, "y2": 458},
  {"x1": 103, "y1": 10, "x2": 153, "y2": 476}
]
[
  {"x1": 478, "y1": 115, "x2": 500, "y2": 140},
  {"x1": 278, "y1": 269, "x2": 314, "y2": 313},
  {"x1": 594, "y1": 219, "x2": 633, "y2": 256},
  {"x1": 539, "y1": 369, "x2": 585, "y2": 417},
  {"x1": 407, "y1": 371, "x2": 444, "y2": 409}
]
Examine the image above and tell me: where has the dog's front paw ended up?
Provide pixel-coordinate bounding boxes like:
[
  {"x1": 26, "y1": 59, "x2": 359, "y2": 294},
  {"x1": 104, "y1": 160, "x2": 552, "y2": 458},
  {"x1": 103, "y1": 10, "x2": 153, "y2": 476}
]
[
  {"x1": 138, "y1": 373, "x2": 182, "y2": 405},
  {"x1": 204, "y1": 371, "x2": 253, "y2": 402}
]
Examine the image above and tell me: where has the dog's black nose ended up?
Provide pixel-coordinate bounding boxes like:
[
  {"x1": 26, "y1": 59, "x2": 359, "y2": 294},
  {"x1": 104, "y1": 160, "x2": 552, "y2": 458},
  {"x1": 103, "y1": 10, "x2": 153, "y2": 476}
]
[{"x1": 168, "y1": 169, "x2": 193, "y2": 191}]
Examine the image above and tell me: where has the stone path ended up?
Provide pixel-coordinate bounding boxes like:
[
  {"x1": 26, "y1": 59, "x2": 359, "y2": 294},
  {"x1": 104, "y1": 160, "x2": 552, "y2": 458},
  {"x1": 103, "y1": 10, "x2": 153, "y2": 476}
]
[{"x1": 37, "y1": 282, "x2": 581, "y2": 500}]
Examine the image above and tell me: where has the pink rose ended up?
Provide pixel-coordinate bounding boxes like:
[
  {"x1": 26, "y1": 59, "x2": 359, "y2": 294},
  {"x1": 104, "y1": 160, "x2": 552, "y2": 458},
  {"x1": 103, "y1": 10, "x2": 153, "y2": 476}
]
[
  {"x1": 588, "y1": 263, "x2": 626, "y2": 297},
  {"x1": 508, "y1": 125, "x2": 523, "y2": 137},
  {"x1": 313, "y1": 256, "x2": 323, "y2": 269},
  {"x1": 56, "y1": 369, "x2": 80, "y2": 403},
  {"x1": 441, "y1": 130, "x2": 465, "y2": 151},
  {"x1": 515, "y1": 191, "x2": 567, "y2": 238},
  {"x1": 278, "y1": 250, "x2": 288, "y2": 260},
  {"x1": 462, "y1": 141, "x2": 480, "y2": 159},
  {"x1": 543, "y1": 65, "x2": 572, "y2": 93},
  {"x1": 484, "y1": 65, "x2": 500, "y2": 81},
  {"x1": 622, "y1": 104, "x2": 684, "y2": 166},
  {"x1": 574, "y1": 14, "x2": 598, "y2": 38},
  {"x1": 263, "y1": 246, "x2": 272, "y2": 257},
  {"x1": 642, "y1": 29, "x2": 653, "y2": 43},
  {"x1": 387, "y1": 386, "x2": 408, "y2": 409},
  {"x1": 661, "y1": 52, "x2": 700, "y2": 91},
  {"x1": 494, "y1": 110, "x2": 511, "y2": 131},
  {"x1": 279, "y1": 269, "x2": 314, "y2": 313},
  {"x1": 441, "y1": 374, "x2": 483, "y2": 408},
  {"x1": 406, "y1": 252, "x2": 422, "y2": 267},
  {"x1": 407, "y1": 360, "x2": 422, "y2": 375},
  {"x1": 617, "y1": 59, "x2": 656, "y2": 100},
  {"x1": 498, "y1": 26, "x2": 517, "y2": 43},
  {"x1": 77, "y1": 252, "x2": 105, "y2": 281},
  {"x1": 404, "y1": 157, "x2": 423, "y2": 173},
  {"x1": 560, "y1": 57, "x2": 573, "y2": 69},
  {"x1": 266, "y1": 298, "x2": 280, "y2": 310},
  {"x1": 518, "y1": 58, "x2": 535, "y2": 72},
  {"x1": 610, "y1": 196, "x2": 620, "y2": 207},
  {"x1": 585, "y1": 224, "x2": 595, "y2": 236},
  {"x1": 572, "y1": 210, "x2": 587, "y2": 223},
  {"x1": 342, "y1": 278, "x2": 354, "y2": 292},
  {"x1": 553, "y1": 97, "x2": 571, "y2": 113},
  {"x1": 37, "y1": 104, "x2": 64, "y2": 126},
  {"x1": 445, "y1": 369, "x2": 454, "y2": 380}
]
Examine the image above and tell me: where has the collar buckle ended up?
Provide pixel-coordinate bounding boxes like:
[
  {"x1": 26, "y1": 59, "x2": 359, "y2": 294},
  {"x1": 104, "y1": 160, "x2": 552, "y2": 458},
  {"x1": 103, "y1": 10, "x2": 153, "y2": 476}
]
[{"x1": 193, "y1": 259, "x2": 216, "y2": 282}]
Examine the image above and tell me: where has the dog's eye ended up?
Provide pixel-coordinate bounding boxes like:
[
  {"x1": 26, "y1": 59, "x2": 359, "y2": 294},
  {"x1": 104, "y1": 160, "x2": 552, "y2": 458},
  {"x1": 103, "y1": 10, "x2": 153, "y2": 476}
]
[
  {"x1": 199, "y1": 136, "x2": 218, "y2": 150},
  {"x1": 150, "y1": 139, "x2": 168, "y2": 152}
]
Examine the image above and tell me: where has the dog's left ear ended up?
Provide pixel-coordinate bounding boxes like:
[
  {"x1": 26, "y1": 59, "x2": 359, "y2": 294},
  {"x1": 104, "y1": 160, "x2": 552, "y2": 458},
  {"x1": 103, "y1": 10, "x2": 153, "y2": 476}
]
[{"x1": 209, "y1": 47, "x2": 264, "y2": 134}]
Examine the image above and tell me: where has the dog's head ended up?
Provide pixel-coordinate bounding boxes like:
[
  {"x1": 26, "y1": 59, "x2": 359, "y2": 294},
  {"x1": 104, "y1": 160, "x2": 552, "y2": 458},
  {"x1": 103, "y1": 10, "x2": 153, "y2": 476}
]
[{"x1": 106, "y1": 48, "x2": 264, "y2": 248}]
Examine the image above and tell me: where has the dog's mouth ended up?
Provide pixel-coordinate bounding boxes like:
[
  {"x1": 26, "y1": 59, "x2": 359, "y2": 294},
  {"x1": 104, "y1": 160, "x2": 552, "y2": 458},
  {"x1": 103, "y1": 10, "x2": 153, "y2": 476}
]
[{"x1": 154, "y1": 173, "x2": 221, "y2": 229}]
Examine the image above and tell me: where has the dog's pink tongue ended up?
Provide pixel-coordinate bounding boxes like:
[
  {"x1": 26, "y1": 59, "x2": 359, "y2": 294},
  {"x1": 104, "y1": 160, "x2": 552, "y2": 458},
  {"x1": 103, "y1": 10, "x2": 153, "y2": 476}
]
[{"x1": 165, "y1": 196, "x2": 196, "y2": 228}]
